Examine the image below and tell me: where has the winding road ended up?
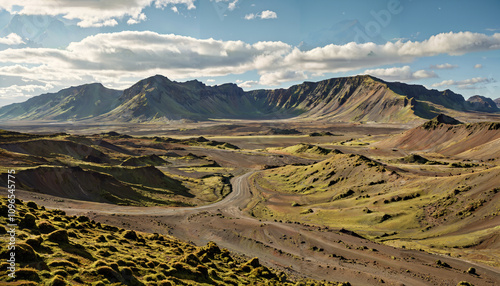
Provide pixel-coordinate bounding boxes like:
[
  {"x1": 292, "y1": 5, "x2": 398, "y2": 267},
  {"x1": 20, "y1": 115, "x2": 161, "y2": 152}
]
[{"x1": 18, "y1": 171, "x2": 500, "y2": 285}]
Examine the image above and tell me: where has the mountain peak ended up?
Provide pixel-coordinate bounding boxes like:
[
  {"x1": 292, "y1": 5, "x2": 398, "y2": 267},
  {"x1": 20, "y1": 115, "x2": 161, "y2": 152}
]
[
  {"x1": 435, "y1": 114, "x2": 462, "y2": 124},
  {"x1": 466, "y1": 95, "x2": 499, "y2": 112},
  {"x1": 422, "y1": 114, "x2": 462, "y2": 129},
  {"x1": 1, "y1": 74, "x2": 498, "y2": 123}
]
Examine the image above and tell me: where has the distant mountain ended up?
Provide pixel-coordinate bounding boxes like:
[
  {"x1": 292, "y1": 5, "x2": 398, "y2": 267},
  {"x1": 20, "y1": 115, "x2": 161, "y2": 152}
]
[
  {"x1": 249, "y1": 75, "x2": 498, "y2": 122},
  {"x1": 0, "y1": 83, "x2": 122, "y2": 120},
  {"x1": 96, "y1": 75, "x2": 265, "y2": 122},
  {"x1": 466, "y1": 95, "x2": 500, "y2": 112},
  {"x1": 495, "y1": 98, "x2": 500, "y2": 108},
  {"x1": 0, "y1": 75, "x2": 498, "y2": 123}
]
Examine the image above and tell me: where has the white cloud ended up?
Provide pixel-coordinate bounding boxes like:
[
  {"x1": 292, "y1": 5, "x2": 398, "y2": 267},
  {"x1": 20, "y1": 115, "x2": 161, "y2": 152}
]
[
  {"x1": 271, "y1": 31, "x2": 500, "y2": 77},
  {"x1": 0, "y1": 33, "x2": 25, "y2": 45},
  {"x1": 237, "y1": 80, "x2": 258, "y2": 88},
  {"x1": 430, "y1": 63, "x2": 458, "y2": 69},
  {"x1": 244, "y1": 13, "x2": 256, "y2": 20},
  {"x1": 170, "y1": 6, "x2": 179, "y2": 13},
  {"x1": 260, "y1": 10, "x2": 277, "y2": 19},
  {"x1": 474, "y1": 64, "x2": 483, "y2": 69},
  {"x1": 0, "y1": 31, "x2": 500, "y2": 96},
  {"x1": 364, "y1": 66, "x2": 437, "y2": 81},
  {"x1": 0, "y1": 31, "x2": 291, "y2": 87},
  {"x1": 245, "y1": 10, "x2": 278, "y2": 20},
  {"x1": 0, "y1": 83, "x2": 53, "y2": 99},
  {"x1": 432, "y1": 77, "x2": 495, "y2": 89},
  {"x1": 0, "y1": 0, "x2": 194, "y2": 27},
  {"x1": 228, "y1": 0, "x2": 238, "y2": 11},
  {"x1": 259, "y1": 70, "x2": 307, "y2": 86},
  {"x1": 127, "y1": 12, "x2": 147, "y2": 25},
  {"x1": 155, "y1": 0, "x2": 195, "y2": 10}
]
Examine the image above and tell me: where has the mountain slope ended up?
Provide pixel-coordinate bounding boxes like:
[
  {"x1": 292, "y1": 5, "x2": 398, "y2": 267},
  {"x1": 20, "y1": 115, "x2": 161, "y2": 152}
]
[
  {"x1": 376, "y1": 114, "x2": 500, "y2": 159},
  {"x1": 0, "y1": 83, "x2": 122, "y2": 120},
  {"x1": 466, "y1": 95, "x2": 500, "y2": 112},
  {"x1": 495, "y1": 98, "x2": 500, "y2": 108},
  {"x1": 250, "y1": 76, "x2": 418, "y2": 122},
  {"x1": 97, "y1": 75, "x2": 263, "y2": 122},
  {"x1": 0, "y1": 75, "x2": 498, "y2": 123}
]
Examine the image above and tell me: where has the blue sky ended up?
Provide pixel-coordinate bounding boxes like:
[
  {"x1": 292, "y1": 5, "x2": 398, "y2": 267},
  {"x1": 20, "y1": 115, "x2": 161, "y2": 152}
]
[{"x1": 0, "y1": 0, "x2": 499, "y2": 107}]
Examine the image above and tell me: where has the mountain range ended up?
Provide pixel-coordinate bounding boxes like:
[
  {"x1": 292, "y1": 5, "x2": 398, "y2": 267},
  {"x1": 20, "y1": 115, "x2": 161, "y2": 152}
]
[{"x1": 0, "y1": 75, "x2": 498, "y2": 123}]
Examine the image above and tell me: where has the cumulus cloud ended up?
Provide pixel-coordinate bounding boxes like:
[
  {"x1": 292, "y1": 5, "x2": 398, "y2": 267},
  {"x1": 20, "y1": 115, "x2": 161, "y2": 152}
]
[
  {"x1": 244, "y1": 13, "x2": 256, "y2": 20},
  {"x1": 0, "y1": 0, "x2": 195, "y2": 27},
  {"x1": 127, "y1": 13, "x2": 147, "y2": 25},
  {"x1": 236, "y1": 80, "x2": 259, "y2": 88},
  {"x1": 228, "y1": 0, "x2": 238, "y2": 11},
  {"x1": 245, "y1": 10, "x2": 278, "y2": 20},
  {"x1": 432, "y1": 77, "x2": 495, "y2": 89},
  {"x1": 277, "y1": 32, "x2": 500, "y2": 76},
  {"x1": 0, "y1": 31, "x2": 291, "y2": 88},
  {"x1": 364, "y1": 66, "x2": 437, "y2": 81},
  {"x1": 259, "y1": 70, "x2": 308, "y2": 86},
  {"x1": 0, "y1": 33, "x2": 25, "y2": 45},
  {"x1": 0, "y1": 83, "x2": 54, "y2": 99},
  {"x1": 0, "y1": 31, "x2": 500, "y2": 93},
  {"x1": 430, "y1": 63, "x2": 458, "y2": 69},
  {"x1": 260, "y1": 10, "x2": 278, "y2": 19},
  {"x1": 474, "y1": 64, "x2": 483, "y2": 69}
]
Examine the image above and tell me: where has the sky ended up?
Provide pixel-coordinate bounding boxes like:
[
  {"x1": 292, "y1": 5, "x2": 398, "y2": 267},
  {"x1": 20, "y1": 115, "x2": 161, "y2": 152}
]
[{"x1": 0, "y1": 0, "x2": 499, "y2": 107}]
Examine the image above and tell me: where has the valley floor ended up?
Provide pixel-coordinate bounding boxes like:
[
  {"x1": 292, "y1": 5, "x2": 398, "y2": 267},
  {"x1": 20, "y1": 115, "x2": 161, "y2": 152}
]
[{"x1": 1, "y1": 120, "x2": 499, "y2": 285}]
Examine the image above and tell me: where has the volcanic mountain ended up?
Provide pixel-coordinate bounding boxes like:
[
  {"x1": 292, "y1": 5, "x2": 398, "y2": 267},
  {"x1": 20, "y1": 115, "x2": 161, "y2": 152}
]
[{"x1": 0, "y1": 75, "x2": 498, "y2": 123}]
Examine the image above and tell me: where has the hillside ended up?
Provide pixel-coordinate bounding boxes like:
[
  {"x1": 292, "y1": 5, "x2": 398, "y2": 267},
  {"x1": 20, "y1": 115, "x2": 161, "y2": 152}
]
[
  {"x1": 0, "y1": 75, "x2": 498, "y2": 123},
  {"x1": 467, "y1": 95, "x2": 500, "y2": 112},
  {"x1": 96, "y1": 75, "x2": 264, "y2": 122},
  {"x1": 253, "y1": 148, "x2": 500, "y2": 268},
  {"x1": 249, "y1": 76, "x2": 419, "y2": 122},
  {"x1": 376, "y1": 114, "x2": 500, "y2": 160},
  {"x1": 0, "y1": 83, "x2": 122, "y2": 120},
  {"x1": 0, "y1": 199, "x2": 337, "y2": 285},
  {"x1": 0, "y1": 130, "x2": 237, "y2": 207}
]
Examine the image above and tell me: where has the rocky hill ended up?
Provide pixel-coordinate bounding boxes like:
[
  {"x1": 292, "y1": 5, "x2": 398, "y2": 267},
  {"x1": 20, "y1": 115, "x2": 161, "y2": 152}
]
[
  {"x1": 376, "y1": 114, "x2": 500, "y2": 159},
  {"x1": 466, "y1": 95, "x2": 499, "y2": 112},
  {"x1": 0, "y1": 199, "x2": 335, "y2": 285},
  {"x1": 0, "y1": 75, "x2": 498, "y2": 123}
]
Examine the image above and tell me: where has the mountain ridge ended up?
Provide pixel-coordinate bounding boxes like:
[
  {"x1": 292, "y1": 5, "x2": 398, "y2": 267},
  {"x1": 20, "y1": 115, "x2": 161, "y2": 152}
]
[
  {"x1": 494, "y1": 97, "x2": 500, "y2": 108},
  {"x1": 0, "y1": 75, "x2": 498, "y2": 123}
]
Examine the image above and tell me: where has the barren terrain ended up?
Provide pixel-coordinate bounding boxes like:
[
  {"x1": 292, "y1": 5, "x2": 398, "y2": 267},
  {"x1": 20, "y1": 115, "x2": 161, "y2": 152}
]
[{"x1": 1, "y1": 115, "x2": 499, "y2": 285}]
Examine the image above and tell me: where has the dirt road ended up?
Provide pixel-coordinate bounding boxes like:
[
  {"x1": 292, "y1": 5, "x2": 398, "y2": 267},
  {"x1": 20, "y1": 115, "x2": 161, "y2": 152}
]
[{"x1": 18, "y1": 169, "x2": 500, "y2": 285}]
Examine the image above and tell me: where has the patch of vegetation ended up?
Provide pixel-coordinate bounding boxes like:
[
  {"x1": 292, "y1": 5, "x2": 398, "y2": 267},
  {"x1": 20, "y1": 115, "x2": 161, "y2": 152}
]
[
  {"x1": 154, "y1": 136, "x2": 240, "y2": 149},
  {"x1": 448, "y1": 162, "x2": 479, "y2": 168},
  {"x1": 422, "y1": 114, "x2": 462, "y2": 130},
  {"x1": 436, "y1": 259, "x2": 451, "y2": 268},
  {"x1": 279, "y1": 143, "x2": 337, "y2": 156},
  {"x1": 309, "y1": 131, "x2": 338, "y2": 137},
  {"x1": 0, "y1": 198, "x2": 339, "y2": 285},
  {"x1": 121, "y1": 154, "x2": 168, "y2": 166}
]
